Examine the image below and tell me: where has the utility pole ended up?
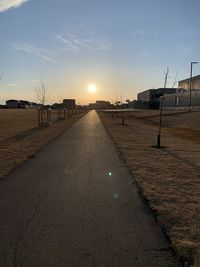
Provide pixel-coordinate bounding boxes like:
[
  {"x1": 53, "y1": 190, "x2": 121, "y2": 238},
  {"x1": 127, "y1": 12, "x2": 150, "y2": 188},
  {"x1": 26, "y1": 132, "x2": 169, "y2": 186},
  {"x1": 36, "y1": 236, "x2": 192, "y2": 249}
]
[{"x1": 189, "y1": 61, "x2": 198, "y2": 112}]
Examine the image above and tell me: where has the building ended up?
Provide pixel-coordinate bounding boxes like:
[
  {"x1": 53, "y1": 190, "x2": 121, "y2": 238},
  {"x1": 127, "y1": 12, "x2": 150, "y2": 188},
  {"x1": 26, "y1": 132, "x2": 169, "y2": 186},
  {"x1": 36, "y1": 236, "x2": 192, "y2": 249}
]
[
  {"x1": 160, "y1": 75, "x2": 200, "y2": 109},
  {"x1": 128, "y1": 100, "x2": 145, "y2": 109},
  {"x1": 137, "y1": 88, "x2": 184, "y2": 109},
  {"x1": 6, "y1": 99, "x2": 19, "y2": 108},
  {"x1": 63, "y1": 99, "x2": 76, "y2": 109},
  {"x1": 178, "y1": 74, "x2": 200, "y2": 90},
  {"x1": 162, "y1": 89, "x2": 200, "y2": 109},
  {"x1": 6, "y1": 99, "x2": 37, "y2": 109},
  {"x1": 29, "y1": 102, "x2": 38, "y2": 109},
  {"x1": 88, "y1": 103, "x2": 96, "y2": 110},
  {"x1": 88, "y1": 100, "x2": 112, "y2": 110},
  {"x1": 95, "y1": 101, "x2": 111, "y2": 109},
  {"x1": 51, "y1": 103, "x2": 63, "y2": 109},
  {"x1": 18, "y1": 100, "x2": 29, "y2": 108}
]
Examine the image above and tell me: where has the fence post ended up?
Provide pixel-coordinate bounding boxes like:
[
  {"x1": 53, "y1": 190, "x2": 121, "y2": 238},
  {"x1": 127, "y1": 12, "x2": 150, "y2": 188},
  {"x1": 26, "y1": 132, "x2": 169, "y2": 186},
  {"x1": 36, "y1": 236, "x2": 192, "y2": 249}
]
[
  {"x1": 46, "y1": 109, "x2": 48, "y2": 125},
  {"x1": 47, "y1": 108, "x2": 51, "y2": 125},
  {"x1": 37, "y1": 108, "x2": 41, "y2": 126},
  {"x1": 41, "y1": 109, "x2": 43, "y2": 125}
]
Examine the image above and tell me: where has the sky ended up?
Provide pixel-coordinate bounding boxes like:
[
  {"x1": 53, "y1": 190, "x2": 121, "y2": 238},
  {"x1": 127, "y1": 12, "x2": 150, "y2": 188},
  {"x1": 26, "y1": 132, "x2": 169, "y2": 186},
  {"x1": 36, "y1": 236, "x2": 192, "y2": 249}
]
[{"x1": 0, "y1": 0, "x2": 200, "y2": 105}]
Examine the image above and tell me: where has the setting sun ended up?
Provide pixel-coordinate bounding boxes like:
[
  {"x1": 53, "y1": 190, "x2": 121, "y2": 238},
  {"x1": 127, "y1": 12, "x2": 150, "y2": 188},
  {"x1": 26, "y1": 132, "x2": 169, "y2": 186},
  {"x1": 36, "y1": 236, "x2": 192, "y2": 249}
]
[{"x1": 88, "y1": 84, "x2": 97, "y2": 94}]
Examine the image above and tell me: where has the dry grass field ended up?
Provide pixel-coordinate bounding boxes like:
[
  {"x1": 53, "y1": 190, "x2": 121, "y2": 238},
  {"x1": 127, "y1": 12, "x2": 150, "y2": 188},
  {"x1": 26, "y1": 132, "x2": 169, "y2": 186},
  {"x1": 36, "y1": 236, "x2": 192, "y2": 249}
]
[
  {"x1": 99, "y1": 109, "x2": 200, "y2": 266},
  {"x1": 0, "y1": 109, "x2": 38, "y2": 141},
  {"x1": 0, "y1": 109, "x2": 68, "y2": 141},
  {"x1": 0, "y1": 109, "x2": 86, "y2": 178}
]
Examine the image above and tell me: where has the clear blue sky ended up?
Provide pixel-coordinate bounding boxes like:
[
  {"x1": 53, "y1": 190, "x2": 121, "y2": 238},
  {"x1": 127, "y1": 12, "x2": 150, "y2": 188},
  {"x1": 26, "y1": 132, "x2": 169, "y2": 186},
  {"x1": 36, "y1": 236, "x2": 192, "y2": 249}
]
[{"x1": 0, "y1": 0, "x2": 200, "y2": 104}]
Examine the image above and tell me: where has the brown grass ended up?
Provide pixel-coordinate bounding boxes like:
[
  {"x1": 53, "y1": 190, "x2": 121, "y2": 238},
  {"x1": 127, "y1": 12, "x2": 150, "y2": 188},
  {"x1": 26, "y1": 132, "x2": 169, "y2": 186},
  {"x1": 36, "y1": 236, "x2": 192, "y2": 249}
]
[
  {"x1": 0, "y1": 109, "x2": 67, "y2": 141},
  {"x1": 0, "y1": 109, "x2": 86, "y2": 177},
  {"x1": 99, "y1": 109, "x2": 200, "y2": 266}
]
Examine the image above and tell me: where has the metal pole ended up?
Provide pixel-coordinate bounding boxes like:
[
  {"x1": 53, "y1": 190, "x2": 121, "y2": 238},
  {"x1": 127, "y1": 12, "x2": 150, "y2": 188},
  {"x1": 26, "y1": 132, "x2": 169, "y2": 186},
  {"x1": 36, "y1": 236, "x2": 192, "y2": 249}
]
[
  {"x1": 189, "y1": 62, "x2": 192, "y2": 112},
  {"x1": 189, "y1": 61, "x2": 198, "y2": 112}
]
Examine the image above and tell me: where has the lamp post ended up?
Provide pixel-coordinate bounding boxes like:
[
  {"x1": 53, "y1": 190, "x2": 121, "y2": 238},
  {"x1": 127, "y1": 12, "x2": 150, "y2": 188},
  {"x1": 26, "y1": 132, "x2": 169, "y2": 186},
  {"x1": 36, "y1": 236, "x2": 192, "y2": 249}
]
[{"x1": 189, "y1": 61, "x2": 198, "y2": 111}]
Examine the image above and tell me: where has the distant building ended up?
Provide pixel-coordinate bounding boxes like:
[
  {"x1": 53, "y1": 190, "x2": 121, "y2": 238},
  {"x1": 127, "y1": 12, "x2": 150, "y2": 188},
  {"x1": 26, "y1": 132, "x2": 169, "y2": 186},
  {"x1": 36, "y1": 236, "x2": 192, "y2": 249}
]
[
  {"x1": 51, "y1": 103, "x2": 62, "y2": 109},
  {"x1": 6, "y1": 99, "x2": 19, "y2": 108},
  {"x1": 128, "y1": 100, "x2": 145, "y2": 109},
  {"x1": 178, "y1": 74, "x2": 200, "y2": 90},
  {"x1": 63, "y1": 99, "x2": 76, "y2": 109},
  {"x1": 162, "y1": 89, "x2": 200, "y2": 109},
  {"x1": 5, "y1": 99, "x2": 35, "y2": 109},
  {"x1": 18, "y1": 100, "x2": 29, "y2": 109},
  {"x1": 137, "y1": 88, "x2": 185, "y2": 109},
  {"x1": 95, "y1": 100, "x2": 111, "y2": 109},
  {"x1": 159, "y1": 75, "x2": 200, "y2": 109},
  {"x1": 88, "y1": 103, "x2": 96, "y2": 109},
  {"x1": 29, "y1": 102, "x2": 38, "y2": 109},
  {"x1": 88, "y1": 100, "x2": 111, "y2": 110}
]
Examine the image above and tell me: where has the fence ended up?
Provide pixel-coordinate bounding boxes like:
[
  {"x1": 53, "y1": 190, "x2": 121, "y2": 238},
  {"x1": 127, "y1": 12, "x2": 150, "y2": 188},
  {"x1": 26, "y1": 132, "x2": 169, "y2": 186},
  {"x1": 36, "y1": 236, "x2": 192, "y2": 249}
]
[
  {"x1": 37, "y1": 108, "x2": 85, "y2": 126},
  {"x1": 162, "y1": 90, "x2": 200, "y2": 110}
]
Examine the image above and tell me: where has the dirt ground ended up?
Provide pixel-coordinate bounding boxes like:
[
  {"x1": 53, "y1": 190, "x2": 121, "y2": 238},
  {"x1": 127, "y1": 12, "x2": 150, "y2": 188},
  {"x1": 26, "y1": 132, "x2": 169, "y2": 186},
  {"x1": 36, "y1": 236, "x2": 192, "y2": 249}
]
[
  {"x1": 0, "y1": 109, "x2": 86, "y2": 178},
  {"x1": 99, "y1": 109, "x2": 200, "y2": 266}
]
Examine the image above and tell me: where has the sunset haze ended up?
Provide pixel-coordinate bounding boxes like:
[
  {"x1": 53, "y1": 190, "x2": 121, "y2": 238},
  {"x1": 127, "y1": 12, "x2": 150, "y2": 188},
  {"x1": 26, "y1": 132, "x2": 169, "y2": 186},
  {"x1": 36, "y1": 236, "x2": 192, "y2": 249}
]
[{"x1": 0, "y1": 0, "x2": 200, "y2": 104}]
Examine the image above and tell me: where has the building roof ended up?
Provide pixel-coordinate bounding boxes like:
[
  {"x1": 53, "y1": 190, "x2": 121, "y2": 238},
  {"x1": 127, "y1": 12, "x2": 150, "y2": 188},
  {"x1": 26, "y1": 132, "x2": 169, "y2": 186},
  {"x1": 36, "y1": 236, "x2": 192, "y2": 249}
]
[
  {"x1": 138, "y1": 88, "x2": 178, "y2": 94},
  {"x1": 63, "y1": 99, "x2": 75, "y2": 101},
  {"x1": 179, "y1": 74, "x2": 200, "y2": 83},
  {"x1": 6, "y1": 99, "x2": 18, "y2": 102}
]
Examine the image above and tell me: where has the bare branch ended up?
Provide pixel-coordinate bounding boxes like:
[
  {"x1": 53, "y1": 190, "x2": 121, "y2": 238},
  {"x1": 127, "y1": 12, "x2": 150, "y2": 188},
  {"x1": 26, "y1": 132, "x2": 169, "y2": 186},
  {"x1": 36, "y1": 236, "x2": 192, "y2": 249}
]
[
  {"x1": 163, "y1": 67, "x2": 169, "y2": 88},
  {"x1": 171, "y1": 69, "x2": 179, "y2": 88},
  {"x1": 35, "y1": 79, "x2": 48, "y2": 105},
  {"x1": 0, "y1": 73, "x2": 3, "y2": 81},
  {"x1": 57, "y1": 94, "x2": 63, "y2": 104}
]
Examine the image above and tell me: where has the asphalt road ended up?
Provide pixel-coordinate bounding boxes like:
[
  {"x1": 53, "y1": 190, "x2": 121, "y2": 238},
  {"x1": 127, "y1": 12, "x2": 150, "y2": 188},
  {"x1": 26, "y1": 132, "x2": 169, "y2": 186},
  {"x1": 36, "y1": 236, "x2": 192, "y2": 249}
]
[{"x1": 0, "y1": 111, "x2": 177, "y2": 267}]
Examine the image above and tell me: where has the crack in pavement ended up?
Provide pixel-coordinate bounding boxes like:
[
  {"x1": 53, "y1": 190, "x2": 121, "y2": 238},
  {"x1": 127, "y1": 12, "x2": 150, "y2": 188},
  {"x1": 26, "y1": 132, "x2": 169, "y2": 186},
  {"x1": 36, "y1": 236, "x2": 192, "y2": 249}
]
[{"x1": 13, "y1": 192, "x2": 48, "y2": 267}]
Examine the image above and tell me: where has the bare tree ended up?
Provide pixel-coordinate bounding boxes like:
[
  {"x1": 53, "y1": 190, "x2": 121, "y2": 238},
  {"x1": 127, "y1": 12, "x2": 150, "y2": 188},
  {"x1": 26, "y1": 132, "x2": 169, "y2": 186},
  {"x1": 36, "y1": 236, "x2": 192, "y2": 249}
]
[
  {"x1": 57, "y1": 94, "x2": 64, "y2": 120},
  {"x1": 57, "y1": 94, "x2": 63, "y2": 104},
  {"x1": 0, "y1": 73, "x2": 3, "y2": 101},
  {"x1": 35, "y1": 79, "x2": 49, "y2": 106},
  {"x1": 0, "y1": 73, "x2": 3, "y2": 81},
  {"x1": 157, "y1": 67, "x2": 170, "y2": 148},
  {"x1": 35, "y1": 79, "x2": 50, "y2": 126},
  {"x1": 163, "y1": 66, "x2": 169, "y2": 88},
  {"x1": 115, "y1": 94, "x2": 119, "y2": 108},
  {"x1": 171, "y1": 69, "x2": 179, "y2": 89},
  {"x1": 121, "y1": 95, "x2": 125, "y2": 125}
]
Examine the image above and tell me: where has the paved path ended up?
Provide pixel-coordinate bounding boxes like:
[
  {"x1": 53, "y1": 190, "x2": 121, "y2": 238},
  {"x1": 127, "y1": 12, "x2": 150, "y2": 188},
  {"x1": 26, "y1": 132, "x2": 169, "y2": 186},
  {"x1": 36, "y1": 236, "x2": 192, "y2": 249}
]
[{"x1": 0, "y1": 111, "x2": 177, "y2": 266}]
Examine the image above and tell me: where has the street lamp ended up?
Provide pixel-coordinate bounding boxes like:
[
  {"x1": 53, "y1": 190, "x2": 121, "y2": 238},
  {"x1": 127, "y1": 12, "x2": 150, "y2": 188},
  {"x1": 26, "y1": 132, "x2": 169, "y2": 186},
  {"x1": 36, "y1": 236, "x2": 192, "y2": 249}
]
[{"x1": 189, "y1": 61, "x2": 198, "y2": 111}]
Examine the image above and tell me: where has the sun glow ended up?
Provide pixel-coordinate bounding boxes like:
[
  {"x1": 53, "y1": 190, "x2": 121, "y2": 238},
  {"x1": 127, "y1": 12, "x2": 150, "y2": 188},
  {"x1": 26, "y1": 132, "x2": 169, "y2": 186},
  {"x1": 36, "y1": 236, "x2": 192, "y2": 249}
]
[{"x1": 88, "y1": 84, "x2": 97, "y2": 94}]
